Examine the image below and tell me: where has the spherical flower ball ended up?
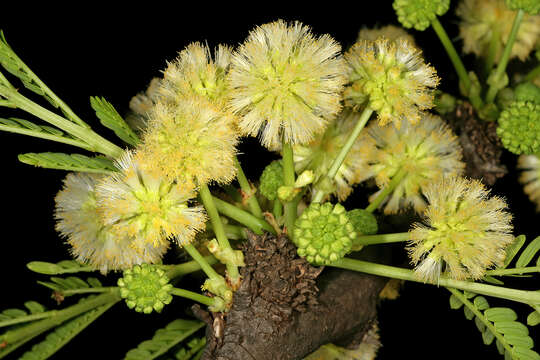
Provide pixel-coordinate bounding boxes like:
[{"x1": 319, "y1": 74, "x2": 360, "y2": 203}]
[
  {"x1": 393, "y1": 0, "x2": 450, "y2": 31},
  {"x1": 118, "y1": 264, "x2": 173, "y2": 314},
  {"x1": 293, "y1": 203, "x2": 356, "y2": 265},
  {"x1": 138, "y1": 97, "x2": 239, "y2": 186},
  {"x1": 293, "y1": 109, "x2": 375, "y2": 201},
  {"x1": 347, "y1": 209, "x2": 378, "y2": 235},
  {"x1": 457, "y1": 0, "x2": 540, "y2": 62},
  {"x1": 160, "y1": 42, "x2": 233, "y2": 108},
  {"x1": 497, "y1": 100, "x2": 540, "y2": 154},
  {"x1": 408, "y1": 176, "x2": 514, "y2": 282},
  {"x1": 344, "y1": 38, "x2": 439, "y2": 127},
  {"x1": 517, "y1": 154, "x2": 540, "y2": 211},
  {"x1": 259, "y1": 160, "x2": 284, "y2": 201},
  {"x1": 55, "y1": 172, "x2": 168, "y2": 274},
  {"x1": 514, "y1": 82, "x2": 540, "y2": 103},
  {"x1": 228, "y1": 20, "x2": 347, "y2": 150},
  {"x1": 357, "y1": 25, "x2": 417, "y2": 46},
  {"x1": 365, "y1": 114, "x2": 465, "y2": 214},
  {"x1": 506, "y1": 0, "x2": 540, "y2": 15},
  {"x1": 97, "y1": 151, "x2": 207, "y2": 248}
]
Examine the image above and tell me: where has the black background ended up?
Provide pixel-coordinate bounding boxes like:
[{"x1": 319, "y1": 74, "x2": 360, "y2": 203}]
[{"x1": 0, "y1": 3, "x2": 538, "y2": 359}]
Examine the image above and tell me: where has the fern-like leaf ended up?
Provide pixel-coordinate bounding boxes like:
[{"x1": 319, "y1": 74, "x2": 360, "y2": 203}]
[
  {"x1": 90, "y1": 96, "x2": 139, "y2": 146},
  {"x1": 504, "y1": 235, "x2": 528, "y2": 268},
  {"x1": 162, "y1": 336, "x2": 206, "y2": 360},
  {"x1": 124, "y1": 319, "x2": 205, "y2": 360},
  {"x1": 18, "y1": 300, "x2": 115, "y2": 360},
  {"x1": 448, "y1": 288, "x2": 540, "y2": 360},
  {"x1": 27, "y1": 260, "x2": 94, "y2": 275},
  {"x1": 18, "y1": 152, "x2": 116, "y2": 174},
  {"x1": 37, "y1": 275, "x2": 105, "y2": 298},
  {"x1": 0, "y1": 31, "x2": 86, "y2": 127}
]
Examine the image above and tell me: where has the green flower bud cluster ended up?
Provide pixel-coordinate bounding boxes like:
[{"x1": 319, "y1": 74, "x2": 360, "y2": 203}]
[
  {"x1": 514, "y1": 82, "x2": 540, "y2": 103},
  {"x1": 293, "y1": 203, "x2": 356, "y2": 265},
  {"x1": 497, "y1": 100, "x2": 540, "y2": 154},
  {"x1": 347, "y1": 209, "x2": 378, "y2": 235},
  {"x1": 259, "y1": 160, "x2": 284, "y2": 201},
  {"x1": 393, "y1": 0, "x2": 450, "y2": 31},
  {"x1": 118, "y1": 264, "x2": 173, "y2": 314},
  {"x1": 505, "y1": 0, "x2": 540, "y2": 15}
]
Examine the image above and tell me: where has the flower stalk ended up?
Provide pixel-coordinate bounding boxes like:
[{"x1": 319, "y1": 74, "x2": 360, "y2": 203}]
[
  {"x1": 330, "y1": 258, "x2": 540, "y2": 305},
  {"x1": 485, "y1": 9, "x2": 525, "y2": 103},
  {"x1": 430, "y1": 18, "x2": 484, "y2": 110},
  {"x1": 312, "y1": 107, "x2": 373, "y2": 203},
  {"x1": 352, "y1": 232, "x2": 410, "y2": 247},
  {"x1": 234, "y1": 157, "x2": 263, "y2": 218},
  {"x1": 198, "y1": 183, "x2": 241, "y2": 284},
  {"x1": 365, "y1": 167, "x2": 407, "y2": 213},
  {"x1": 282, "y1": 141, "x2": 297, "y2": 238},
  {"x1": 212, "y1": 196, "x2": 276, "y2": 234}
]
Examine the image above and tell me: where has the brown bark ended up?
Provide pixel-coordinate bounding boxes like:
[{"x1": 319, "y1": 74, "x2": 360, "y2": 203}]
[{"x1": 194, "y1": 232, "x2": 388, "y2": 360}]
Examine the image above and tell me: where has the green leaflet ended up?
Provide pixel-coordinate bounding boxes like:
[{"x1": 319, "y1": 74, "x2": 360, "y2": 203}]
[
  {"x1": 448, "y1": 289, "x2": 540, "y2": 360},
  {"x1": 504, "y1": 235, "x2": 527, "y2": 268},
  {"x1": 516, "y1": 236, "x2": 540, "y2": 268},
  {"x1": 90, "y1": 96, "x2": 139, "y2": 146},
  {"x1": 124, "y1": 319, "x2": 205, "y2": 360},
  {"x1": 37, "y1": 275, "x2": 104, "y2": 298},
  {"x1": 27, "y1": 260, "x2": 94, "y2": 275},
  {"x1": 163, "y1": 337, "x2": 206, "y2": 360},
  {"x1": 0, "y1": 301, "x2": 47, "y2": 328},
  {"x1": 18, "y1": 300, "x2": 116, "y2": 360},
  {"x1": 18, "y1": 152, "x2": 116, "y2": 174}
]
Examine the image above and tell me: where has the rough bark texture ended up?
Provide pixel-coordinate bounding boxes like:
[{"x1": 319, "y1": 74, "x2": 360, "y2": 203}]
[
  {"x1": 194, "y1": 232, "x2": 387, "y2": 360},
  {"x1": 447, "y1": 102, "x2": 507, "y2": 185}
]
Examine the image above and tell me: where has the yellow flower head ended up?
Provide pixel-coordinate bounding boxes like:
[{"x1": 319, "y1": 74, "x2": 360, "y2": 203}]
[
  {"x1": 127, "y1": 78, "x2": 161, "y2": 133},
  {"x1": 138, "y1": 97, "x2": 239, "y2": 186},
  {"x1": 457, "y1": 0, "x2": 540, "y2": 62},
  {"x1": 517, "y1": 154, "x2": 540, "y2": 211},
  {"x1": 293, "y1": 109, "x2": 374, "y2": 201},
  {"x1": 408, "y1": 176, "x2": 514, "y2": 282},
  {"x1": 97, "y1": 151, "x2": 207, "y2": 248},
  {"x1": 228, "y1": 20, "x2": 347, "y2": 150},
  {"x1": 365, "y1": 114, "x2": 465, "y2": 214},
  {"x1": 160, "y1": 42, "x2": 233, "y2": 108},
  {"x1": 55, "y1": 172, "x2": 167, "y2": 274},
  {"x1": 344, "y1": 38, "x2": 439, "y2": 127},
  {"x1": 357, "y1": 25, "x2": 416, "y2": 47}
]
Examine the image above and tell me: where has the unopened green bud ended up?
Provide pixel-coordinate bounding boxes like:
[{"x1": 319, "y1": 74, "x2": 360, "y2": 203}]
[
  {"x1": 514, "y1": 82, "x2": 540, "y2": 103},
  {"x1": 497, "y1": 101, "x2": 540, "y2": 154},
  {"x1": 393, "y1": 0, "x2": 450, "y2": 31},
  {"x1": 505, "y1": 0, "x2": 540, "y2": 14},
  {"x1": 293, "y1": 203, "x2": 356, "y2": 265},
  {"x1": 347, "y1": 209, "x2": 378, "y2": 236},
  {"x1": 259, "y1": 160, "x2": 284, "y2": 201},
  {"x1": 278, "y1": 185, "x2": 300, "y2": 202},
  {"x1": 118, "y1": 264, "x2": 173, "y2": 314}
]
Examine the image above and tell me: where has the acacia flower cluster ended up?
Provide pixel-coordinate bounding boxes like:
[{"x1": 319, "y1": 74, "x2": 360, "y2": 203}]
[
  {"x1": 293, "y1": 110, "x2": 374, "y2": 201},
  {"x1": 457, "y1": 0, "x2": 540, "y2": 62},
  {"x1": 344, "y1": 37, "x2": 439, "y2": 127},
  {"x1": 363, "y1": 114, "x2": 465, "y2": 214},
  {"x1": 228, "y1": 20, "x2": 347, "y2": 149},
  {"x1": 55, "y1": 172, "x2": 170, "y2": 273},
  {"x1": 408, "y1": 176, "x2": 513, "y2": 282}
]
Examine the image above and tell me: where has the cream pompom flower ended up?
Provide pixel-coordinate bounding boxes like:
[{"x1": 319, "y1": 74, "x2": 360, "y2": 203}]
[
  {"x1": 97, "y1": 151, "x2": 207, "y2": 248},
  {"x1": 358, "y1": 25, "x2": 417, "y2": 46},
  {"x1": 293, "y1": 109, "x2": 374, "y2": 201},
  {"x1": 228, "y1": 20, "x2": 347, "y2": 150},
  {"x1": 138, "y1": 97, "x2": 239, "y2": 186},
  {"x1": 517, "y1": 154, "x2": 540, "y2": 211},
  {"x1": 457, "y1": 0, "x2": 540, "y2": 62},
  {"x1": 55, "y1": 172, "x2": 168, "y2": 274},
  {"x1": 365, "y1": 114, "x2": 465, "y2": 214},
  {"x1": 160, "y1": 42, "x2": 233, "y2": 108},
  {"x1": 408, "y1": 176, "x2": 514, "y2": 282},
  {"x1": 344, "y1": 38, "x2": 439, "y2": 127}
]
